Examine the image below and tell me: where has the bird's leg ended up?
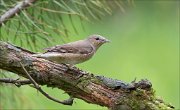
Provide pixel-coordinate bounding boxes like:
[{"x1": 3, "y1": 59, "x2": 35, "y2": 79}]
[
  {"x1": 61, "y1": 63, "x2": 74, "y2": 68},
  {"x1": 61, "y1": 63, "x2": 69, "y2": 68},
  {"x1": 68, "y1": 64, "x2": 75, "y2": 68}
]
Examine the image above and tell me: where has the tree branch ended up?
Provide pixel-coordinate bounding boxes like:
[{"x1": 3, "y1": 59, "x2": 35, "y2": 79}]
[
  {"x1": 0, "y1": 0, "x2": 37, "y2": 26},
  {"x1": 0, "y1": 41, "x2": 174, "y2": 110},
  {"x1": 19, "y1": 62, "x2": 74, "y2": 105},
  {"x1": 0, "y1": 78, "x2": 31, "y2": 87}
]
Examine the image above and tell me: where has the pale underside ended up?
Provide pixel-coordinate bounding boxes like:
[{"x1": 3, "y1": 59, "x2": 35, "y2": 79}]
[{"x1": 36, "y1": 52, "x2": 94, "y2": 65}]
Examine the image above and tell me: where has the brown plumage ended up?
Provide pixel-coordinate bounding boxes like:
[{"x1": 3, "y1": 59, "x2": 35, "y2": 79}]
[{"x1": 32, "y1": 35, "x2": 110, "y2": 65}]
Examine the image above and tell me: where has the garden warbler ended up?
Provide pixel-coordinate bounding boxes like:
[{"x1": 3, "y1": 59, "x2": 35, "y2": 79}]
[{"x1": 32, "y1": 35, "x2": 110, "y2": 65}]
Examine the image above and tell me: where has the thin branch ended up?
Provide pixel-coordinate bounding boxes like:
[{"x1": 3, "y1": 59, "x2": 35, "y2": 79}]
[
  {"x1": 0, "y1": 0, "x2": 37, "y2": 26},
  {"x1": 19, "y1": 62, "x2": 74, "y2": 105},
  {"x1": 0, "y1": 78, "x2": 31, "y2": 87}
]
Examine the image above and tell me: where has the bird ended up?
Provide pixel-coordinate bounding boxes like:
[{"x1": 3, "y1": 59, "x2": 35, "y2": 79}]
[{"x1": 32, "y1": 35, "x2": 110, "y2": 65}]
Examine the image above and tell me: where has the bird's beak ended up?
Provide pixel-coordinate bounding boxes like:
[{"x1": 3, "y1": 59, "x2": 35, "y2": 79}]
[{"x1": 105, "y1": 39, "x2": 110, "y2": 43}]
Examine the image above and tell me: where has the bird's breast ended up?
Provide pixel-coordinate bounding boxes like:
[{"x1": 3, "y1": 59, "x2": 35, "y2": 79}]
[{"x1": 62, "y1": 52, "x2": 94, "y2": 64}]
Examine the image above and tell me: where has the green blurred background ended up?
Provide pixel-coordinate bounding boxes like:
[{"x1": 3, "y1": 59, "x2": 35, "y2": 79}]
[{"x1": 0, "y1": 1, "x2": 179, "y2": 109}]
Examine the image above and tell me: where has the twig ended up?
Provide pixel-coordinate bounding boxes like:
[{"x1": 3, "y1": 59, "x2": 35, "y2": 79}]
[
  {"x1": 19, "y1": 62, "x2": 74, "y2": 105},
  {"x1": 0, "y1": 78, "x2": 31, "y2": 87},
  {"x1": 0, "y1": 0, "x2": 37, "y2": 26}
]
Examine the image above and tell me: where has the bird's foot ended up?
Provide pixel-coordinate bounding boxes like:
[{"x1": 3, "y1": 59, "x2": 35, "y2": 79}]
[{"x1": 61, "y1": 63, "x2": 75, "y2": 69}]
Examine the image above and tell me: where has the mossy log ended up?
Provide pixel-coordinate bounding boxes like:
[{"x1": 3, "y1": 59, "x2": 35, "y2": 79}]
[{"x1": 0, "y1": 41, "x2": 174, "y2": 110}]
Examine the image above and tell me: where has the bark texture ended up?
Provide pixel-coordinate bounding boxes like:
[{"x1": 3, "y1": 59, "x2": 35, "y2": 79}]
[{"x1": 0, "y1": 41, "x2": 174, "y2": 110}]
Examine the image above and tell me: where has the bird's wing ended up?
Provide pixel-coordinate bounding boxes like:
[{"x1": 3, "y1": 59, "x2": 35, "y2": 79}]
[{"x1": 44, "y1": 41, "x2": 94, "y2": 54}]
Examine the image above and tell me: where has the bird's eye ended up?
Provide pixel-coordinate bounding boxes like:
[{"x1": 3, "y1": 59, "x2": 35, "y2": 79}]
[{"x1": 95, "y1": 37, "x2": 100, "y2": 40}]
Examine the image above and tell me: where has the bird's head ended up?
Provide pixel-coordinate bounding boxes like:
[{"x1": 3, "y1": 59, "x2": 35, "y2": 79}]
[{"x1": 87, "y1": 35, "x2": 110, "y2": 49}]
